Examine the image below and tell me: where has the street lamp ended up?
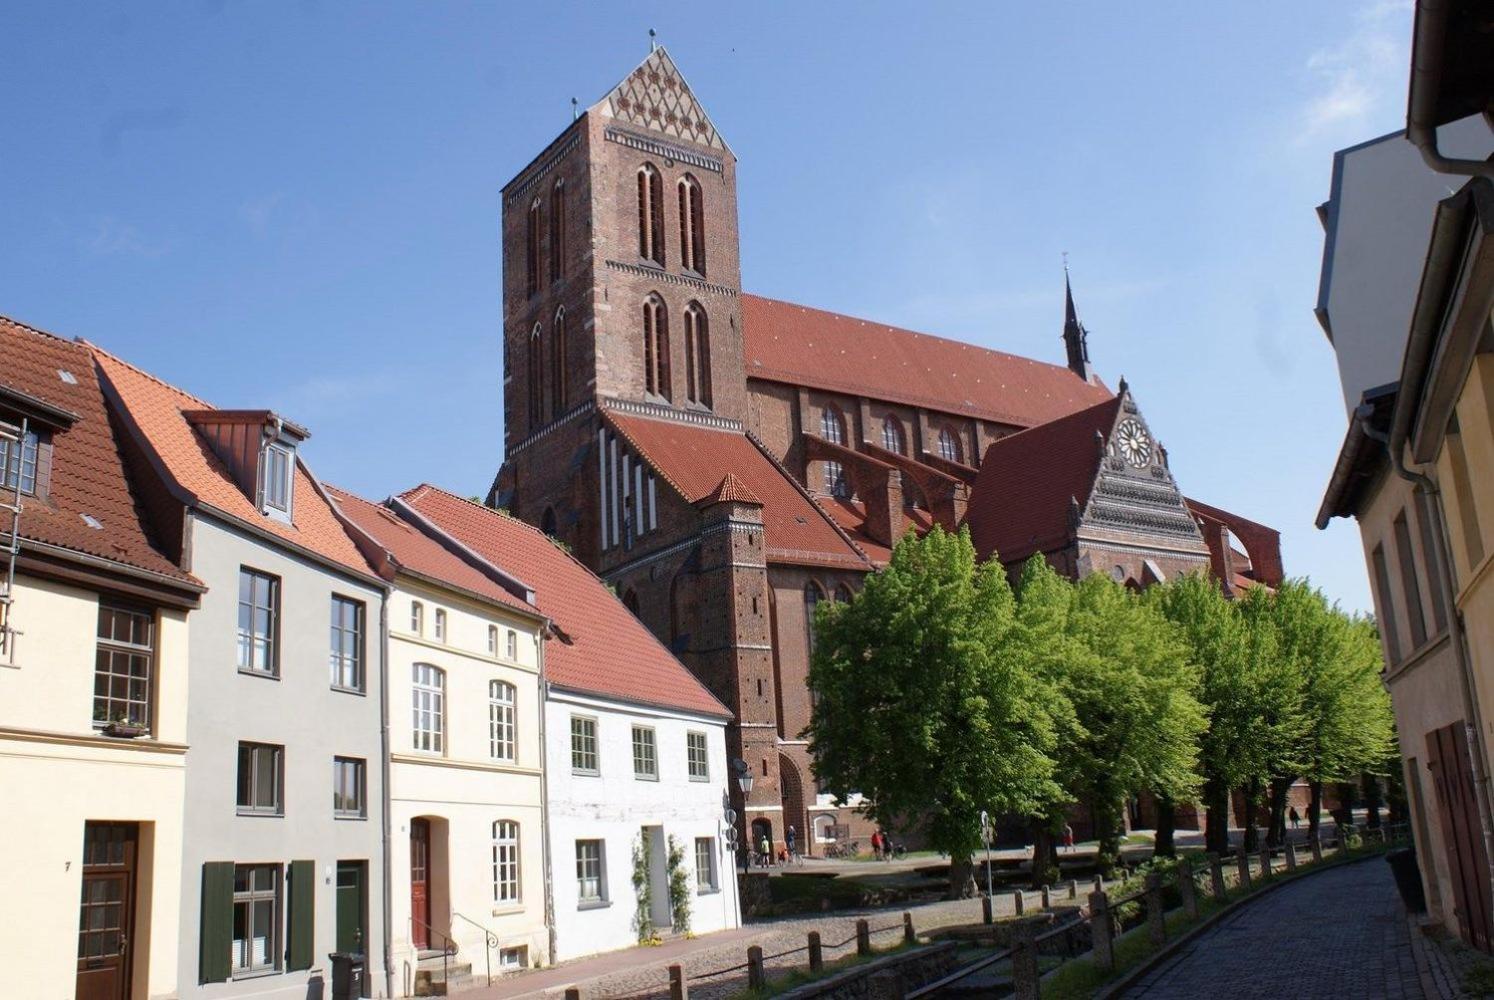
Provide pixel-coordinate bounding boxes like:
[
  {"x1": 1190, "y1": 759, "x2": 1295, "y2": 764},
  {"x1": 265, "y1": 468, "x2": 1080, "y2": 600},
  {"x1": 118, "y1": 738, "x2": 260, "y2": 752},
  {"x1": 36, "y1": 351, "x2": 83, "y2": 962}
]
[{"x1": 732, "y1": 758, "x2": 753, "y2": 873}]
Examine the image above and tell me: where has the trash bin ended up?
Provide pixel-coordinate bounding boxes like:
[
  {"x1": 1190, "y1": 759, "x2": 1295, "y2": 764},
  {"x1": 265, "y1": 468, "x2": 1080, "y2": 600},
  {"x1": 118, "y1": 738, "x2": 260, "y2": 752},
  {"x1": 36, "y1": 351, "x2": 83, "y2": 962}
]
[{"x1": 327, "y1": 951, "x2": 365, "y2": 1000}]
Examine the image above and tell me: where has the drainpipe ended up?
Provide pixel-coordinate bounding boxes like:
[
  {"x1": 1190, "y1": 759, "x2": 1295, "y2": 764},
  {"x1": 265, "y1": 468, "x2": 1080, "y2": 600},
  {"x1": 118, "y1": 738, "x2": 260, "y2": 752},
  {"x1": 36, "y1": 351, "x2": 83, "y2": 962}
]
[
  {"x1": 379, "y1": 596, "x2": 395, "y2": 1000},
  {"x1": 1407, "y1": 0, "x2": 1494, "y2": 178},
  {"x1": 1360, "y1": 405, "x2": 1494, "y2": 915},
  {"x1": 537, "y1": 632, "x2": 557, "y2": 966}
]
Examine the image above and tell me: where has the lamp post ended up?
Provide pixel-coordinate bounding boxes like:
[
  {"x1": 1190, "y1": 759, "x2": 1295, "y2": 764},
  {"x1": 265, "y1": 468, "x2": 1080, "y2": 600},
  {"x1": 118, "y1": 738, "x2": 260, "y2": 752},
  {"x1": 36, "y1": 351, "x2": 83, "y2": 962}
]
[
  {"x1": 733, "y1": 758, "x2": 754, "y2": 873},
  {"x1": 980, "y1": 810, "x2": 994, "y2": 899}
]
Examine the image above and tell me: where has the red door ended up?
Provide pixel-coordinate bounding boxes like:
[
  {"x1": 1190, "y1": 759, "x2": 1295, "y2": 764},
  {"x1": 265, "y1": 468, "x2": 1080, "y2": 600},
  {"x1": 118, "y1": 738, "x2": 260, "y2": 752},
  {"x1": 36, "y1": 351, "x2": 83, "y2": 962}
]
[
  {"x1": 410, "y1": 819, "x2": 430, "y2": 950},
  {"x1": 76, "y1": 822, "x2": 137, "y2": 1000}
]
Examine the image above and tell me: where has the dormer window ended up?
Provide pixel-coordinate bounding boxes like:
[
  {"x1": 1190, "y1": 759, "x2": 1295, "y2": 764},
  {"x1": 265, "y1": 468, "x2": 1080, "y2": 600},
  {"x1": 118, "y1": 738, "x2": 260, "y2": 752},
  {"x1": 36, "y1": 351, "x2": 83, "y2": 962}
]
[
  {"x1": 0, "y1": 425, "x2": 40, "y2": 496},
  {"x1": 261, "y1": 444, "x2": 292, "y2": 514},
  {"x1": 182, "y1": 409, "x2": 308, "y2": 525}
]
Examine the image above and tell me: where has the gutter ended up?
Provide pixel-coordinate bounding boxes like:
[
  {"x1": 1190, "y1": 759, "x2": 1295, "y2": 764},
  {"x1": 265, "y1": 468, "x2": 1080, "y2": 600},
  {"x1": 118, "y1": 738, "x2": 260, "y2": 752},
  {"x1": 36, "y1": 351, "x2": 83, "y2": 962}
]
[
  {"x1": 379, "y1": 594, "x2": 395, "y2": 1000},
  {"x1": 1407, "y1": 0, "x2": 1494, "y2": 177},
  {"x1": 537, "y1": 631, "x2": 557, "y2": 967}
]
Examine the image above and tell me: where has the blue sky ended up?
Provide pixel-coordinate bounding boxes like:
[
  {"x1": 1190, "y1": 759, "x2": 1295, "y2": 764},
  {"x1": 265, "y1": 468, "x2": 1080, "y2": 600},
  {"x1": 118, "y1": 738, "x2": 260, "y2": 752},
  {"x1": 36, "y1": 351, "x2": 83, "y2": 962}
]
[{"x1": 0, "y1": 2, "x2": 1416, "y2": 613}]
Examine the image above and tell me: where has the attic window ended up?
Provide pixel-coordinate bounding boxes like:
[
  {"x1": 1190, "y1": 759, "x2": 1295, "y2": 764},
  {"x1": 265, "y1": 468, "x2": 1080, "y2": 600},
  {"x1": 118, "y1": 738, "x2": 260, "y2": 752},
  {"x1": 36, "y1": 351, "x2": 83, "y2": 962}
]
[
  {"x1": 0, "y1": 427, "x2": 40, "y2": 496},
  {"x1": 262, "y1": 444, "x2": 292, "y2": 515}
]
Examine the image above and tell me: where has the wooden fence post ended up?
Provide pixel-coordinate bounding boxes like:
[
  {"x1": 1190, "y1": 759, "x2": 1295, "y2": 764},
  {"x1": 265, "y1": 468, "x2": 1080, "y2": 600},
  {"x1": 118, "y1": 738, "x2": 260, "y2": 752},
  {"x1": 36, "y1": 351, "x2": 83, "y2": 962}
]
[
  {"x1": 669, "y1": 964, "x2": 687, "y2": 1000},
  {"x1": 747, "y1": 946, "x2": 765, "y2": 990},
  {"x1": 1259, "y1": 846, "x2": 1272, "y2": 878},
  {"x1": 1145, "y1": 871, "x2": 1166, "y2": 946},
  {"x1": 1089, "y1": 889, "x2": 1114, "y2": 970},
  {"x1": 1040, "y1": 885, "x2": 1052, "y2": 909},
  {"x1": 856, "y1": 919, "x2": 872, "y2": 956},
  {"x1": 1068, "y1": 879, "x2": 1079, "y2": 900},
  {"x1": 1093, "y1": 874, "x2": 1105, "y2": 895},
  {"x1": 903, "y1": 911, "x2": 916, "y2": 944},
  {"x1": 1210, "y1": 854, "x2": 1227, "y2": 901},
  {"x1": 1285, "y1": 841, "x2": 1298, "y2": 871},
  {"x1": 1011, "y1": 923, "x2": 1040, "y2": 1000},
  {"x1": 808, "y1": 931, "x2": 823, "y2": 972},
  {"x1": 1236, "y1": 849, "x2": 1252, "y2": 891},
  {"x1": 981, "y1": 895, "x2": 993, "y2": 925},
  {"x1": 1176, "y1": 857, "x2": 1199, "y2": 919},
  {"x1": 1013, "y1": 888, "x2": 1025, "y2": 916}
]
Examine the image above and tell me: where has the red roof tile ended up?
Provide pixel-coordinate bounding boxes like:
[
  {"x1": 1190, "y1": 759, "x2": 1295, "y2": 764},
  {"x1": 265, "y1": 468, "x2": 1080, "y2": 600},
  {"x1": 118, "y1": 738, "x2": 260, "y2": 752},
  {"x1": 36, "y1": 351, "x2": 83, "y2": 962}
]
[
  {"x1": 701, "y1": 472, "x2": 761, "y2": 507},
  {"x1": 963, "y1": 395, "x2": 1123, "y2": 564},
  {"x1": 817, "y1": 497, "x2": 934, "y2": 566},
  {"x1": 602, "y1": 407, "x2": 870, "y2": 570},
  {"x1": 0, "y1": 316, "x2": 198, "y2": 587},
  {"x1": 325, "y1": 485, "x2": 539, "y2": 617},
  {"x1": 742, "y1": 295, "x2": 1114, "y2": 428},
  {"x1": 400, "y1": 485, "x2": 731, "y2": 720},
  {"x1": 91, "y1": 347, "x2": 376, "y2": 581}
]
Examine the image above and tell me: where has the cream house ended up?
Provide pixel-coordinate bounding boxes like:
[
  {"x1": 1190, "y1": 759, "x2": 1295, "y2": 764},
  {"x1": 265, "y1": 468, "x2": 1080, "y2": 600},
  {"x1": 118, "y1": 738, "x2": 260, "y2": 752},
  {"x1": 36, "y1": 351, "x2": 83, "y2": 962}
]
[
  {"x1": 331, "y1": 487, "x2": 551, "y2": 995},
  {"x1": 0, "y1": 317, "x2": 205, "y2": 1000}
]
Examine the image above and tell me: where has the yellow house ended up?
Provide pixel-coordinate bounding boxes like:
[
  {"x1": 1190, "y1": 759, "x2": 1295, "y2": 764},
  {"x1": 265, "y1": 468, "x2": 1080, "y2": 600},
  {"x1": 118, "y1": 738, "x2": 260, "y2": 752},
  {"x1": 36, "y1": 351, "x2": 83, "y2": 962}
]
[
  {"x1": 0, "y1": 317, "x2": 205, "y2": 1000},
  {"x1": 329, "y1": 486, "x2": 552, "y2": 995}
]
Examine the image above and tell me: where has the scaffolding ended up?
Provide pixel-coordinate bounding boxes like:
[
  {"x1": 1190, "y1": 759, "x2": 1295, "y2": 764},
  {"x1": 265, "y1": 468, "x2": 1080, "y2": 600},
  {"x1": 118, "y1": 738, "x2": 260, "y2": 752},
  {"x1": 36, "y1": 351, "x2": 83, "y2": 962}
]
[{"x1": 0, "y1": 416, "x2": 25, "y2": 663}]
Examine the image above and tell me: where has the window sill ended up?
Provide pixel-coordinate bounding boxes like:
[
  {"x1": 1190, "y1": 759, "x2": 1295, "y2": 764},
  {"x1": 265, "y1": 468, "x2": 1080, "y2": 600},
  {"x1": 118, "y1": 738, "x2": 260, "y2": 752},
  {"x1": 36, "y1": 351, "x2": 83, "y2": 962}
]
[
  {"x1": 236, "y1": 809, "x2": 284, "y2": 819},
  {"x1": 334, "y1": 813, "x2": 368, "y2": 822},
  {"x1": 237, "y1": 667, "x2": 280, "y2": 681},
  {"x1": 491, "y1": 904, "x2": 526, "y2": 917},
  {"x1": 635, "y1": 258, "x2": 664, "y2": 271},
  {"x1": 634, "y1": 773, "x2": 659, "y2": 782},
  {"x1": 330, "y1": 684, "x2": 366, "y2": 697},
  {"x1": 232, "y1": 967, "x2": 283, "y2": 981},
  {"x1": 696, "y1": 887, "x2": 720, "y2": 897},
  {"x1": 688, "y1": 775, "x2": 711, "y2": 783},
  {"x1": 577, "y1": 899, "x2": 611, "y2": 911},
  {"x1": 572, "y1": 769, "x2": 600, "y2": 777}
]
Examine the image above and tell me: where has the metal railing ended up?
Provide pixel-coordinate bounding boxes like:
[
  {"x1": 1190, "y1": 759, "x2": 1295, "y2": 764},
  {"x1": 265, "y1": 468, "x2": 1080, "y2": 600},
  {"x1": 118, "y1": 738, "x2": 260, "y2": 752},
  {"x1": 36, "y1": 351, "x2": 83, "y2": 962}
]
[
  {"x1": 451, "y1": 910, "x2": 501, "y2": 987},
  {"x1": 409, "y1": 915, "x2": 457, "y2": 992}
]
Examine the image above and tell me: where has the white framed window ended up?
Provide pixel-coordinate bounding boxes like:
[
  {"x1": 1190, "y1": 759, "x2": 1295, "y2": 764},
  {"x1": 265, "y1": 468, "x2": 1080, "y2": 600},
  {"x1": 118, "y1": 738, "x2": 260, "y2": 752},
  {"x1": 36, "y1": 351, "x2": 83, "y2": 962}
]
[
  {"x1": 433, "y1": 608, "x2": 447, "y2": 643},
  {"x1": 694, "y1": 837, "x2": 718, "y2": 892},
  {"x1": 576, "y1": 840, "x2": 606, "y2": 904},
  {"x1": 412, "y1": 663, "x2": 445, "y2": 753},
  {"x1": 94, "y1": 604, "x2": 154, "y2": 732},
  {"x1": 498, "y1": 946, "x2": 528, "y2": 971},
  {"x1": 632, "y1": 725, "x2": 657, "y2": 780},
  {"x1": 571, "y1": 715, "x2": 598, "y2": 774},
  {"x1": 820, "y1": 407, "x2": 845, "y2": 445},
  {"x1": 232, "y1": 864, "x2": 280, "y2": 975},
  {"x1": 329, "y1": 595, "x2": 364, "y2": 691},
  {"x1": 686, "y1": 731, "x2": 710, "y2": 781},
  {"x1": 261, "y1": 444, "x2": 292, "y2": 514},
  {"x1": 236, "y1": 568, "x2": 279, "y2": 676},
  {"x1": 937, "y1": 426, "x2": 962, "y2": 463},
  {"x1": 506, "y1": 629, "x2": 518, "y2": 661},
  {"x1": 489, "y1": 681, "x2": 517, "y2": 762},
  {"x1": 410, "y1": 601, "x2": 424, "y2": 636},
  {"x1": 881, "y1": 416, "x2": 905, "y2": 455},
  {"x1": 493, "y1": 820, "x2": 521, "y2": 904},
  {"x1": 235, "y1": 742, "x2": 283, "y2": 817},
  {"x1": 0, "y1": 427, "x2": 40, "y2": 495},
  {"x1": 487, "y1": 625, "x2": 498, "y2": 655},
  {"x1": 333, "y1": 756, "x2": 366, "y2": 819}
]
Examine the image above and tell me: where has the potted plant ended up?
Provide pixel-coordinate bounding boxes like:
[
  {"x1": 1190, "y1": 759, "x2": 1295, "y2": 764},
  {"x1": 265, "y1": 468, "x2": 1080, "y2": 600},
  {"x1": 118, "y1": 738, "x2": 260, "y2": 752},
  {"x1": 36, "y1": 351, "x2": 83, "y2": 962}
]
[{"x1": 101, "y1": 711, "x2": 146, "y2": 739}]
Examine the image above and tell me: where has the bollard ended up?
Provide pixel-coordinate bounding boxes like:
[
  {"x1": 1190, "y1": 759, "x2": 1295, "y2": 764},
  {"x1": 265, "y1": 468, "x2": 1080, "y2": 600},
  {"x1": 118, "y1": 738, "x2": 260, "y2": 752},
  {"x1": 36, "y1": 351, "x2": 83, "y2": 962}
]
[
  {"x1": 1011, "y1": 923, "x2": 1040, "y2": 1000},
  {"x1": 1068, "y1": 879, "x2": 1079, "y2": 900},
  {"x1": 747, "y1": 946, "x2": 765, "y2": 990},
  {"x1": 1259, "y1": 846, "x2": 1272, "y2": 878},
  {"x1": 1285, "y1": 841, "x2": 1298, "y2": 871},
  {"x1": 981, "y1": 895, "x2": 993, "y2": 925},
  {"x1": 903, "y1": 910, "x2": 916, "y2": 944},
  {"x1": 1144, "y1": 871, "x2": 1166, "y2": 946},
  {"x1": 1093, "y1": 874, "x2": 1105, "y2": 895},
  {"x1": 1236, "y1": 849, "x2": 1252, "y2": 891},
  {"x1": 867, "y1": 969, "x2": 904, "y2": 1000},
  {"x1": 1089, "y1": 889, "x2": 1114, "y2": 970},
  {"x1": 1176, "y1": 857, "x2": 1199, "y2": 919},
  {"x1": 1040, "y1": 885, "x2": 1052, "y2": 909},
  {"x1": 1013, "y1": 888, "x2": 1025, "y2": 915},
  {"x1": 1310, "y1": 832, "x2": 1323, "y2": 863},
  {"x1": 856, "y1": 918, "x2": 872, "y2": 957},
  {"x1": 1209, "y1": 853, "x2": 1227, "y2": 901},
  {"x1": 808, "y1": 931, "x2": 823, "y2": 972},
  {"x1": 669, "y1": 964, "x2": 687, "y2": 1000}
]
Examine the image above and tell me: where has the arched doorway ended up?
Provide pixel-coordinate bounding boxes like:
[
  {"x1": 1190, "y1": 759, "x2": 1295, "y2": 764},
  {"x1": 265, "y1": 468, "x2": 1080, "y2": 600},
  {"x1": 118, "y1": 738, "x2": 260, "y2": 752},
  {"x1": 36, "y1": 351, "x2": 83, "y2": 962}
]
[
  {"x1": 779, "y1": 753, "x2": 809, "y2": 856},
  {"x1": 750, "y1": 817, "x2": 774, "y2": 859}
]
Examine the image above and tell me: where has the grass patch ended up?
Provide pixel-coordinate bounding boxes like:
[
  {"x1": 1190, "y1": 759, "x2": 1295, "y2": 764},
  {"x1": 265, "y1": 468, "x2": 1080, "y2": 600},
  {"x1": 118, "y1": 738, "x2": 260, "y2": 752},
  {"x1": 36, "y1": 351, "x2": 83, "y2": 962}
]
[
  {"x1": 728, "y1": 941, "x2": 918, "y2": 999},
  {"x1": 846, "y1": 850, "x2": 942, "y2": 863}
]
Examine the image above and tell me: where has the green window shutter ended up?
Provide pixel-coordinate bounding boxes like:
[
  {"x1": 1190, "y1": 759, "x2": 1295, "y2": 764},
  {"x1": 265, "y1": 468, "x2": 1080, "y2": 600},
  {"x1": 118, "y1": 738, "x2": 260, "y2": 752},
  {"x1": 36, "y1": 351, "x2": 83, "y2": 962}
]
[
  {"x1": 199, "y1": 862, "x2": 234, "y2": 984},
  {"x1": 288, "y1": 860, "x2": 315, "y2": 971}
]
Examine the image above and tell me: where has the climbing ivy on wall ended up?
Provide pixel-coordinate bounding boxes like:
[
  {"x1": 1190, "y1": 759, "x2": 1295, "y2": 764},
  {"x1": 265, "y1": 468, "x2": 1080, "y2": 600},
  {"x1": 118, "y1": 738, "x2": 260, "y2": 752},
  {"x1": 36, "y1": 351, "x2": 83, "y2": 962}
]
[
  {"x1": 632, "y1": 830, "x2": 656, "y2": 944},
  {"x1": 666, "y1": 835, "x2": 692, "y2": 936}
]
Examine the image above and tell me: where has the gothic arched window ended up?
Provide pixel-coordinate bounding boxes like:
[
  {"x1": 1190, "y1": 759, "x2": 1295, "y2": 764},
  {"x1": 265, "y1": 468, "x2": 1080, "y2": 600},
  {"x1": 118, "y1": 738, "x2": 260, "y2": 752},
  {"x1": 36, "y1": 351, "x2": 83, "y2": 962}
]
[
  {"x1": 684, "y1": 302, "x2": 712, "y2": 408},
  {"x1": 804, "y1": 582, "x2": 825, "y2": 655},
  {"x1": 881, "y1": 416, "x2": 905, "y2": 455},
  {"x1": 937, "y1": 426, "x2": 963, "y2": 464},
  {"x1": 527, "y1": 323, "x2": 544, "y2": 430},
  {"x1": 824, "y1": 461, "x2": 850, "y2": 499},
  {"x1": 637, "y1": 164, "x2": 665, "y2": 266},
  {"x1": 834, "y1": 584, "x2": 854, "y2": 604},
  {"x1": 643, "y1": 295, "x2": 671, "y2": 400},
  {"x1": 526, "y1": 196, "x2": 541, "y2": 298},
  {"x1": 678, "y1": 174, "x2": 705, "y2": 276},
  {"x1": 551, "y1": 306, "x2": 568, "y2": 418},
  {"x1": 820, "y1": 407, "x2": 846, "y2": 446},
  {"x1": 550, "y1": 178, "x2": 565, "y2": 284}
]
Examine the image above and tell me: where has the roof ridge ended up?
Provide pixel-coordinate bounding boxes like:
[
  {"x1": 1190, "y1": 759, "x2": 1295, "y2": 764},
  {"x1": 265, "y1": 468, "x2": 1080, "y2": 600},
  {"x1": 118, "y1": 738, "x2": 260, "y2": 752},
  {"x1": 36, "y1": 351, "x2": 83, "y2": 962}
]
[
  {"x1": 0, "y1": 313, "x2": 85, "y2": 349},
  {"x1": 84, "y1": 340, "x2": 215, "y2": 410},
  {"x1": 979, "y1": 392, "x2": 1122, "y2": 460},
  {"x1": 401, "y1": 482, "x2": 594, "y2": 573}
]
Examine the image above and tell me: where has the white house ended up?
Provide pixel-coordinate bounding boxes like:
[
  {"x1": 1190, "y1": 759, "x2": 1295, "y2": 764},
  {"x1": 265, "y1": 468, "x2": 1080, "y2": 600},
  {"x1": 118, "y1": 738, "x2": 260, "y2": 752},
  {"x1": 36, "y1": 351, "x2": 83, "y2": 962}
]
[
  {"x1": 401, "y1": 485, "x2": 742, "y2": 961},
  {"x1": 330, "y1": 486, "x2": 551, "y2": 995}
]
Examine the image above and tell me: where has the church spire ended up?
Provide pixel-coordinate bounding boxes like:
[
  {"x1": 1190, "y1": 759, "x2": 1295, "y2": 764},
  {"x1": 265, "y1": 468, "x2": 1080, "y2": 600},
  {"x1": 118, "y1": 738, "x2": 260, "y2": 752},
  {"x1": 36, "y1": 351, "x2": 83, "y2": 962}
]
[{"x1": 1063, "y1": 265, "x2": 1094, "y2": 382}]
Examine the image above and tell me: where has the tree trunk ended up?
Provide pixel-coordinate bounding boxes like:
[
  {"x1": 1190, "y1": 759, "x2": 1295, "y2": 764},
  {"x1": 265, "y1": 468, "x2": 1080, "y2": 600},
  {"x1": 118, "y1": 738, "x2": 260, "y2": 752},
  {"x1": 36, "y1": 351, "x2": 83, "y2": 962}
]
[
  {"x1": 1154, "y1": 795, "x2": 1177, "y2": 858},
  {"x1": 947, "y1": 853, "x2": 977, "y2": 900},
  {"x1": 1204, "y1": 778, "x2": 1231, "y2": 855},
  {"x1": 1266, "y1": 777, "x2": 1293, "y2": 848},
  {"x1": 1308, "y1": 780, "x2": 1323, "y2": 839},
  {"x1": 1335, "y1": 781, "x2": 1358, "y2": 829},
  {"x1": 1242, "y1": 778, "x2": 1261, "y2": 851},
  {"x1": 1030, "y1": 819, "x2": 1058, "y2": 889},
  {"x1": 1365, "y1": 773, "x2": 1384, "y2": 828},
  {"x1": 1093, "y1": 799, "x2": 1124, "y2": 877}
]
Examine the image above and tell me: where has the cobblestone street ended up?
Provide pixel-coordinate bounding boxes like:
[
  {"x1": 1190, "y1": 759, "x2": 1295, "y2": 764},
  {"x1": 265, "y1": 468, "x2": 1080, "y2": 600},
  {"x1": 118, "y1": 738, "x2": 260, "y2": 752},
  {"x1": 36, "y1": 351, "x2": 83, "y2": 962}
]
[{"x1": 1120, "y1": 859, "x2": 1423, "y2": 999}]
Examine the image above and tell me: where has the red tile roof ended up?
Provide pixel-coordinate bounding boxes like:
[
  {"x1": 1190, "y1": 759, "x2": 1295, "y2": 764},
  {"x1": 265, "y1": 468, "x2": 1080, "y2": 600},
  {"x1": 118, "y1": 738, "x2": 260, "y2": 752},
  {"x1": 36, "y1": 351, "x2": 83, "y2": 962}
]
[
  {"x1": 400, "y1": 484, "x2": 731, "y2": 720},
  {"x1": 602, "y1": 407, "x2": 870, "y2": 570},
  {"x1": 817, "y1": 497, "x2": 934, "y2": 566},
  {"x1": 325, "y1": 485, "x2": 539, "y2": 617},
  {"x1": 742, "y1": 295, "x2": 1114, "y2": 429},
  {"x1": 91, "y1": 347, "x2": 376, "y2": 581},
  {"x1": 0, "y1": 316, "x2": 199, "y2": 588},
  {"x1": 701, "y1": 472, "x2": 761, "y2": 507},
  {"x1": 963, "y1": 395, "x2": 1122, "y2": 564}
]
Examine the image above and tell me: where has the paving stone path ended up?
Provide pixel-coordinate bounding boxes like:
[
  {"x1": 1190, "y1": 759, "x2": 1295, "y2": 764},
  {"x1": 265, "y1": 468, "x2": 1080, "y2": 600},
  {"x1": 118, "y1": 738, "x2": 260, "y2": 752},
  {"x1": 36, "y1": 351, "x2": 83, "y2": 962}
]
[{"x1": 1120, "y1": 859, "x2": 1423, "y2": 999}]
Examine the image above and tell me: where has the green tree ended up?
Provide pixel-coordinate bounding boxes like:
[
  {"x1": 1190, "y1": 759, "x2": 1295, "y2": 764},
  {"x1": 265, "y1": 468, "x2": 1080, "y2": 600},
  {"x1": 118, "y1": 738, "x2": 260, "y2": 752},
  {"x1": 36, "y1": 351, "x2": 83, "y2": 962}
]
[
  {"x1": 1016, "y1": 559, "x2": 1206, "y2": 876},
  {"x1": 806, "y1": 526, "x2": 1059, "y2": 897}
]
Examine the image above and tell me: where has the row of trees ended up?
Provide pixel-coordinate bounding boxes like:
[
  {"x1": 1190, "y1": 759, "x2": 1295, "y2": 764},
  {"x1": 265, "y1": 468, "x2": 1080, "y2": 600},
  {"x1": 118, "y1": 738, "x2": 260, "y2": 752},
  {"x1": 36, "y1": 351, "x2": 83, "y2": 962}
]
[{"x1": 806, "y1": 526, "x2": 1394, "y2": 891}]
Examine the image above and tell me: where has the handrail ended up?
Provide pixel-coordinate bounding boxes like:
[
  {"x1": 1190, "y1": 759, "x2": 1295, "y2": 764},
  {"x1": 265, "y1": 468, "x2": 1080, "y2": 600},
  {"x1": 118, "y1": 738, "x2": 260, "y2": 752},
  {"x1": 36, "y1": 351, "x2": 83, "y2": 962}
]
[
  {"x1": 410, "y1": 914, "x2": 455, "y2": 992},
  {"x1": 451, "y1": 910, "x2": 500, "y2": 987}
]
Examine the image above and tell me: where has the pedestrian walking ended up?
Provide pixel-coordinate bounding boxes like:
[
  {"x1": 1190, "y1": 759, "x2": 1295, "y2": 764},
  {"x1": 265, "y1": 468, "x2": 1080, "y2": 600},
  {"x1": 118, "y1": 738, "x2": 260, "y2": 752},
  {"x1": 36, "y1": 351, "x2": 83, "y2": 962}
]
[
  {"x1": 1063, "y1": 823, "x2": 1075, "y2": 853},
  {"x1": 786, "y1": 825, "x2": 798, "y2": 863},
  {"x1": 760, "y1": 832, "x2": 772, "y2": 867},
  {"x1": 1289, "y1": 807, "x2": 1300, "y2": 830},
  {"x1": 870, "y1": 830, "x2": 882, "y2": 860},
  {"x1": 879, "y1": 828, "x2": 892, "y2": 862}
]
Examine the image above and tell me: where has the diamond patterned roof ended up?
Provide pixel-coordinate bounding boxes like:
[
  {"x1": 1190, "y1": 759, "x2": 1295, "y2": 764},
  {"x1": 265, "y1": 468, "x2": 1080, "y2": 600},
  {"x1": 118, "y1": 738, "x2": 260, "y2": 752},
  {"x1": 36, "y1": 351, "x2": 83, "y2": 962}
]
[{"x1": 595, "y1": 46, "x2": 725, "y2": 151}]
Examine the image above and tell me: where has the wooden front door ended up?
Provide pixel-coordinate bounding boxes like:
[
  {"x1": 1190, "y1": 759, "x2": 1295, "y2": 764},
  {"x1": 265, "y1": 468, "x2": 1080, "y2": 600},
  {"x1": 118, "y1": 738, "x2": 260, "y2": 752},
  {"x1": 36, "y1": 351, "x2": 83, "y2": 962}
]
[
  {"x1": 336, "y1": 861, "x2": 366, "y2": 955},
  {"x1": 1427, "y1": 723, "x2": 1493, "y2": 951},
  {"x1": 76, "y1": 822, "x2": 138, "y2": 1000},
  {"x1": 410, "y1": 819, "x2": 430, "y2": 950}
]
